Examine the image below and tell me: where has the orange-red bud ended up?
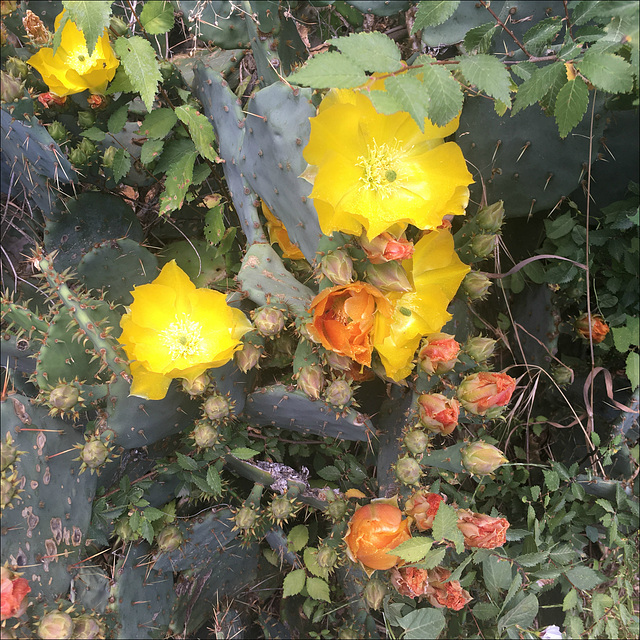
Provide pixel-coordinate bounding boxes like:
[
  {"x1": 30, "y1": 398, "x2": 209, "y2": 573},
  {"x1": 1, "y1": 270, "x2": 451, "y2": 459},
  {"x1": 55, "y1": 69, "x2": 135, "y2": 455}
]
[
  {"x1": 575, "y1": 313, "x2": 609, "y2": 344},
  {"x1": 456, "y1": 509, "x2": 510, "y2": 548},
  {"x1": 417, "y1": 393, "x2": 459, "y2": 435},
  {"x1": 418, "y1": 333, "x2": 460, "y2": 375},
  {"x1": 457, "y1": 372, "x2": 516, "y2": 418}
]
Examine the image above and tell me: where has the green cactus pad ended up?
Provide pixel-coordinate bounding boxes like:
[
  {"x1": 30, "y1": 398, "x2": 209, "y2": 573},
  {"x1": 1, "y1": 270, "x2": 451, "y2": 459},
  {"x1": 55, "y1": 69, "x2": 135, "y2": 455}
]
[{"x1": 158, "y1": 238, "x2": 226, "y2": 289}]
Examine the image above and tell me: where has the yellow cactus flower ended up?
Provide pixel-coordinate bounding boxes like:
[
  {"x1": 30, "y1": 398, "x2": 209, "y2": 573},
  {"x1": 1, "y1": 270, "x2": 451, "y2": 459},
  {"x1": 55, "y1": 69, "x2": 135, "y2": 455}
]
[
  {"x1": 27, "y1": 11, "x2": 119, "y2": 97},
  {"x1": 303, "y1": 88, "x2": 473, "y2": 240},
  {"x1": 119, "y1": 261, "x2": 251, "y2": 400},
  {"x1": 372, "y1": 228, "x2": 470, "y2": 380},
  {"x1": 262, "y1": 202, "x2": 305, "y2": 260}
]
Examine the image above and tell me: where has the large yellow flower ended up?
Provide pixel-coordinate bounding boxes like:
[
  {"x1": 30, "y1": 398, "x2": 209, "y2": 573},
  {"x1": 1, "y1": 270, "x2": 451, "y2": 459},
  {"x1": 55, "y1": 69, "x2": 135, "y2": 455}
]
[
  {"x1": 303, "y1": 89, "x2": 473, "y2": 240},
  {"x1": 119, "y1": 261, "x2": 251, "y2": 400},
  {"x1": 27, "y1": 11, "x2": 119, "y2": 96},
  {"x1": 372, "y1": 228, "x2": 470, "y2": 380}
]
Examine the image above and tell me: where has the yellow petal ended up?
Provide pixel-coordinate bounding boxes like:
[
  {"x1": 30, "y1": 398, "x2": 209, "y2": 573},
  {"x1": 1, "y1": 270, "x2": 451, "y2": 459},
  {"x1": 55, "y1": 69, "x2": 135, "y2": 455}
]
[{"x1": 128, "y1": 361, "x2": 173, "y2": 400}]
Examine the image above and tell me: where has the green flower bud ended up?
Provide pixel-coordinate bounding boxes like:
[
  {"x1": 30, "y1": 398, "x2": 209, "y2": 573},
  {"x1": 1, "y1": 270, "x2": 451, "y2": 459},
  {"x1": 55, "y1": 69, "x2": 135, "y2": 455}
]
[
  {"x1": 338, "y1": 628, "x2": 359, "y2": 639},
  {"x1": 69, "y1": 147, "x2": 88, "y2": 167},
  {"x1": 464, "y1": 336, "x2": 497, "y2": 362},
  {"x1": 77, "y1": 110, "x2": 95, "y2": 128},
  {"x1": 325, "y1": 498, "x2": 348, "y2": 522},
  {"x1": 363, "y1": 577, "x2": 387, "y2": 610},
  {"x1": 235, "y1": 343, "x2": 263, "y2": 373},
  {"x1": 320, "y1": 250, "x2": 354, "y2": 286},
  {"x1": 71, "y1": 615, "x2": 103, "y2": 639},
  {"x1": 316, "y1": 545, "x2": 338, "y2": 569},
  {"x1": 324, "y1": 379, "x2": 352, "y2": 407},
  {"x1": 182, "y1": 373, "x2": 209, "y2": 396},
  {"x1": 113, "y1": 519, "x2": 137, "y2": 543},
  {"x1": 48, "y1": 121, "x2": 68, "y2": 144},
  {"x1": 252, "y1": 306, "x2": 285, "y2": 337},
  {"x1": 1, "y1": 476, "x2": 17, "y2": 508},
  {"x1": 1, "y1": 433, "x2": 19, "y2": 472},
  {"x1": 462, "y1": 271, "x2": 492, "y2": 300},
  {"x1": 394, "y1": 456, "x2": 422, "y2": 486},
  {"x1": 324, "y1": 351, "x2": 352, "y2": 371},
  {"x1": 109, "y1": 16, "x2": 129, "y2": 36},
  {"x1": 156, "y1": 525, "x2": 183, "y2": 553},
  {"x1": 551, "y1": 364, "x2": 573, "y2": 386},
  {"x1": 470, "y1": 234, "x2": 496, "y2": 258},
  {"x1": 461, "y1": 441, "x2": 507, "y2": 475},
  {"x1": 102, "y1": 145, "x2": 117, "y2": 168},
  {"x1": 235, "y1": 505, "x2": 258, "y2": 531},
  {"x1": 0, "y1": 71, "x2": 24, "y2": 103},
  {"x1": 81, "y1": 439, "x2": 109, "y2": 469},
  {"x1": 297, "y1": 364, "x2": 325, "y2": 400},
  {"x1": 78, "y1": 138, "x2": 96, "y2": 157},
  {"x1": 269, "y1": 495, "x2": 295, "y2": 523},
  {"x1": 365, "y1": 261, "x2": 412, "y2": 292},
  {"x1": 5, "y1": 57, "x2": 28, "y2": 80},
  {"x1": 49, "y1": 384, "x2": 79, "y2": 411},
  {"x1": 37, "y1": 611, "x2": 74, "y2": 639},
  {"x1": 476, "y1": 200, "x2": 505, "y2": 232},
  {"x1": 203, "y1": 394, "x2": 230, "y2": 421},
  {"x1": 191, "y1": 421, "x2": 219, "y2": 448},
  {"x1": 403, "y1": 429, "x2": 429, "y2": 455}
]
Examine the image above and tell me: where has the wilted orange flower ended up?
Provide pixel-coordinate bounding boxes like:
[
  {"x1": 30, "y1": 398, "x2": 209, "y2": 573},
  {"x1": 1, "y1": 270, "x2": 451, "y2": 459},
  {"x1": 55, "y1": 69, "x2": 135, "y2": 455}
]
[
  {"x1": 404, "y1": 490, "x2": 443, "y2": 530},
  {"x1": 36, "y1": 92, "x2": 67, "y2": 108},
  {"x1": 425, "y1": 566, "x2": 472, "y2": 611},
  {"x1": 307, "y1": 282, "x2": 392, "y2": 367},
  {"x1": 390, "y1": 566, "x2": 430, "y2": 598},
  {"x1": 417, "y1": 393, "x2": 460, "y2": 435},
  {"x1": 360, "y1": 232, "x2": 414, "y2": 264},
  {"x1": 1, "y1": 567, "x2": 30, "y2": 620},
  {"x1": 457, "y1": 372, "x2": 516, "y2": 417},
  {"x1": 344, "y1": 502, "x2": 412, "y2": 575},
  {"x1": 262, "y1": 202, "x2": 305, "y2": 260},
  {"x1": 457, "y1": 509, "x2": 510, "y2": 549},
  {"x1": 575, "y1": 313, "x2": 609, "y2": 344},
  {"x1": 418, "y1": 332, "x2": 460, "y2": 375}
]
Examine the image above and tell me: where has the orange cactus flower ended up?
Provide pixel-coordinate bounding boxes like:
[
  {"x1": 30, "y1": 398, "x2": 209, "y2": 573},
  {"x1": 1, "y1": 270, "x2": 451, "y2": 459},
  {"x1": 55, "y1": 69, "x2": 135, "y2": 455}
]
[
  {"x1": 456, "y1": 509, "x2": 510, "y2": 549},
  {"x1": 404, "y1": 490, "x2": 444, "y2": 531},
  {"x1": 575, "y1": 313, "x2": 609, "y2": 344},
  {"x1": 417, "y1": 393, "x2": 460, "y2": 435},
  {"x1": 418, "y1": 332, "x2": 460, "y2": 375},
  {"x1": 307, "y1": 282, "x2": 392, "y2": 367},
  {"x1": 424, "y1": 566, "x2": 473, "y2": 611},
  {"x1": 390, "y1": 566, "x2": 430, "y2": 598},
  {"x1": 457, "y1": 371, "x2": 516, "y2": 417},
  {"x1": 344, "y1": 503, "x2": 412, "y2": 575},
  {"x1": 1, "y1": 566, "x2": 30, "y2": 620}
]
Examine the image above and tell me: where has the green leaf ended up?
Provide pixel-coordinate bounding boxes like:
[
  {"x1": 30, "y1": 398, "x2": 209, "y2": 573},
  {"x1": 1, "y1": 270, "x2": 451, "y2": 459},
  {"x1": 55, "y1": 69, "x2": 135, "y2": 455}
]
[
  {"x1": 288, "y1": 52, "x2": 368, "y2": 89},
  {"x1": 288, "y1": 525, "x2": 309, "y2": 552},
  {"x1": 498, "y1": 593, "x2": 538, "y2": 632},
  {"x1": 139, "y1": 518, "x2": 155, "y2": 544},
  {"x1": 563, "y1": 587, "x2": 578, "y2": 611},
  {"x1": 412, "y1": 1, "x2": 460, "y2": 33},
  {"x1": 204, "y1": 203, "x2": 225, "y2": 244},
  {"x1": 592, "y1": 593, "x2": 614, "y2": 620},
  {"x1": 458, "y1": 54, "x2": 512, "y2": 105},
  {"x1": 317, "y1": 465, "x2": 341, "y2": 481},
  {"x1": 282, "y1": 569, "x2": 306, "y2": 597},
  {"x1": 140, "y1": 139, "x2": 164, "y2": 165},
  {"x1": 612, "y1": 317, "x2": 640, "y2": 351},
  {"x1": 516, "y1": 551, "x2": 549, "y2": 567},
  {"x1": 62, "y1": 0, "x2": 111, "y2": 55},
  {"x1": 483, "y1": 555, "x2": 512, "y2": 597},
  {"x1": 523, "y1": 17, "x2": 563, "y2": 52},
  {"x1": 392, "y1": 536, "x2": 434, "y2": 563},
  {"x1": 578, "y1": 50, "x2": 635, "y2": 94},
  {"x1": 473, "y1": 602, "x2": 500, "y2": 620},
  {"x1": 385, "y1": 74, "x2": 429, "y2": 132},
  {"x1": 543, "y1": 469, "x2": 560, "y2": 492},
  {"x1": 52, "y1": 12, "x2": 70, "y2": 56},
  {"x1": 565, "y1": 565, "x2": 605, "y2": 591},
  {"x1": 112, "y1": 148, "x2": 131, "y2": 183},
  {"x1": 140, "y1": 0, "x2": 175, "y2": 35},
  {"x1": 544, "y1": 212, "x2": 576, "y2": 239},
  {"x1": 81, "y1": 127, "x2": 106, "y2": 142},
  {"x1": 368, "y1": 89, "x2": 403, "y2": 115},
  {"x1": 421, "y1": 64, "x2": 464, "y2": 126},
  {"x1": 463, "y1": 23, "x2": 497, "y2": 54},
  {"x1": 550, "y1": 544, "x2": 576, "y2": 565},
  {"x1": 139, "y1": 108, "x2": 178, "y2": 139},
  {"x1": 626, "y1": 351, "x2": 639, "y2": 390},
  {"x1": 106, "y1": 67, "x2": 134, "y2": 94},
  {"x1": 554, "y1": 78, "x2": 589, "y2": 138},
  {"x1": 397, "y1": 608, "x2": 446, "y2": 640},
  {"x1": 512, "y1": 61, "x2": 567, "y2": 115},
  {"x1": 329, "y1": 31, "x2": 403, "y2": 73},
  {"x1": 114, "y1": 36, "x2": 162, "y2": 112},
  {"x1": 144, "y1": 507, "x2": 167, "y2": 522},
  {"x1": 191, "y1": 473, "x2": 212, "y2": 494},
  {"x1": 418, "y1": 546, "x2": 447, "y2": 570},
  {"x1": 159, "y1": 151, "x2": 197, "y2": 215},
  {"x1": 108, "y1": 105, "x2": 129, "y2": 134},
  {"x1": 192, "y1": 163, "x2": 210, "y2": 186},
  {"x1": 206, "y1": 466, "x2": 222, "y2": 495},
  {"x1": 230, "y1": 447, "x2": 260, "y2": 460},
  {"x1": 175, "y1": 104, "x2": 217, "y2": 163},
  {"x1": 432, "y1": 501, "x2": 464, "y2": 553},
  {"x1": 306, "y1": 576, "x2": 331, "y2": 602},
  {"x1": 503, "y1": 572, "x2": 522, "y2": 608},
  {"x1": 176, "y1": 451, "x2": 199, "y2": 471},
  {"x1": 303, "y1": 548, "x2": 330, "y2": 580}
]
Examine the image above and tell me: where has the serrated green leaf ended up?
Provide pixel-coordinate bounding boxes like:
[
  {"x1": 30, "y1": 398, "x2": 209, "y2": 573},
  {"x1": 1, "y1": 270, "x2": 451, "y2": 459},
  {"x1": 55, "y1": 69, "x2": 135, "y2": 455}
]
[
  {"x1": 139, "y1": 108, "x2": 178, "y2": 139},
  {"x1": 516, "y1": 551, "x2": 549, "y2": 567},
  {"x1": 176, "y1": 451, "x2": 199, "y2": 471},
  {"x1": 563, "y1": 587, "x2": 578, "y2": 611},
  {"x1": 303, "y1": 548, "x2": 330, "y2": 580},
  {"x1": 368, "y1": 89, "x2": 403, "y2": 114},
  {"x1": 463, "y1": 22, "x2": 497, "y2": 54},
  {"x1": 289, "y1": 51, "x2": 368, "y2": 88},
  {"x1": 144, "y1": 506, "x2": 167, "y2": 522},
  {"x1": 626, "y1": 351, "x2": 639, "y2": 390},
  {"x1": 565, "y1": 565, "x2": 605, "y2": 591},
  {"x1": 139, "y1": 518, "x2": 155, "y2": 544},
  {"x1": 230, "y1": 447, "x2": 260, "y2": 460},
  {"x1": 544, "y1": 211, "x2": 576, "y2": 239},
  {"x1": 206, "y1": 466, "x2": 222, "y2": 495},
  {"x1": 473, "y1": 602, "x2": 500, "y2": 620},
  {"x1": 392, "y1": 536, "x2": 434, "y2": 563},
  {"x1": 498, "y1": 593, "x2": 538, "y2": 631},
  {"x1": 62, "y1": 1, "x2": 111, "y2": 55},
  {"x1": 483, "y1": 555, "x2": 512, "y2": 597},
  {"x1": 175, "y1": 104, "x2": 217, "y2": 162},
  {"x1": 140, "y1": 0, "x2": 175, "y2": 35},
  {"x1": 204, "y1": 204, "x2": 225, "y2": 243},
  {"x1": 106, "y1": 67, "x2": 134, "y2": 94},
  {"x1": 329, "y1": 31, "x2": 402, "y2": 73},
  {"x1": 114, "y1": 36, "x2": 162, "y2": 112},
  {"x1": 512, "y1": 61, "x2": 567, "y2": 115},
  {"x1": 554, "y1": 78, "x2": 589, "y2": 138},
  {"x1": 596, "y1": 498, "x2": 615, "y2": 513},
  {"x1": 432, "y1": 501, "x2": 464, "y2": 552},
  {"x1": 159, "y1": 151, "x2": 197, "y2": 215},
  {"x1": 385, "y1": 74, "x2": 429, "y2": 132},
  {"x1": 112, "y1": 148, "x2": 131, "y2": 183},
  {"x1": 140, "y1": 139, "x2": 164, "y2": 165},
  {"x1": 192, "y1": 163, "x2": 210, "y2": 186},
  {"x1": 421, "y1": 64, "x2": 464, "y2": 125},
  {"x1": 306, "y1": 576, "x2": 331, "y2": 602},
  {"x1": 592, "y1": 592, "x2": 614, "y2": 620},
  {"x1": 523, "y1": 17, "x2": 563, "y2": 52},
  {"x1": 550, "y1": 544, "x2": 576, "y2": 565},
  {"x1": 543, "y1": 469, "x2": 560, "y2": 492},
  {"x1": 317, "y1": 465, "x2": 341, "y2": 481},
  {"x1": 288, "y1": 524, "x2": 309, "y2": 552},
  {"x1": 282, "y1": 569, "x2": 306, "y2": 597},
  {"x1": 129, "y1": 510, "x2": 140, "y2": 532},
  {"x1": 397, "y1": 608, "x2": 446, "y2": 640},
  {"x1": 418, "y1": 546, "x2": 447, "y2": 570},
  {"x1": 81, "y1": 127, "x2": 106, "y2": 142},
  {"x1": 503, "y1": 572, "x2": 522, "y2": 609},
  {"x1": 578, "y1": 51, "x2": 634, "y2": 94},
  {"x1": 191, "y1": 473, "x2": 213, "y2": 494},
  {"x1": 108, "y1": 105, "x2": 128, "y2": 134},
  {"x1": 458, "y1": 54, "x2": 512, "y2": 105},
  {"x1": 612, "y1": 317, "x2": 639, "y2": 351},
  {"x1": 412, "y1": 1, "x2": 460, "y2": 33}
]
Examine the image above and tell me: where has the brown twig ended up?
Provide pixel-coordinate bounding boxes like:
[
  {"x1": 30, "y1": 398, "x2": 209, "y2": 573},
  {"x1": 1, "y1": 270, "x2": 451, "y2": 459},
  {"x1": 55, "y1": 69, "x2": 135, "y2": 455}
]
[{"x1": 479, "y1": 0, "x2": 532, "y2": 58}]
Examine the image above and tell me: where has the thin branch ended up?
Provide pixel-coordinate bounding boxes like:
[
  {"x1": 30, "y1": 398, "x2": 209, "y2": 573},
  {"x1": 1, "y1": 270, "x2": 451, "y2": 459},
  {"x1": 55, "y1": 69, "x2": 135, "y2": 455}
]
[{"x1": 479, "y1": 0, "x2": 533, "y2": 58}]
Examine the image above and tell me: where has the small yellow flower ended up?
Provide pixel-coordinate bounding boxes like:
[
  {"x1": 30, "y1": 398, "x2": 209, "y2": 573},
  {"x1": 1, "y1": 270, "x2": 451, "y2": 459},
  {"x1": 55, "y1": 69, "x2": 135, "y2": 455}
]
[
  {"x1": 303, "y1": 88, "x2": 473, "y2": 239},
  {"x1": 262, "y1": 201, "x2": 305, "y2": 260},
  {"x1": 372, "y1": 228, "x2": 470, "y2": 380},
  {"x1": 27, "y1": 11, "x2": 119, "y2": 97},
  {"x1": 118, "y1": 261, "x2": 251, "y2": 400}
]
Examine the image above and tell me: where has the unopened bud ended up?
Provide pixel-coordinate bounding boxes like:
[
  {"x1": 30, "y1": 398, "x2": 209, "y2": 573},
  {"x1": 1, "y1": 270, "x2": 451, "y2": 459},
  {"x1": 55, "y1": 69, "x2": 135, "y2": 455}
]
[
  {"x1": 464, "y1": 336, "x2": 496, "y2": 362},
  {"x1": 365, "y1": 261, "x2": 412, "y2": 292},
  {"x1": 462, "y1": 271, "x2": 492, "y2": 300},
  {"x1": 235, "y1": 505, "x2": 258, "y2": 530},
  {"x1": 325, "y1": 498, "x2": 348, "y2": 521},
  {"x1": 403, "y1": 429, "x2": 429, "y2": 455},
  {"x1": 203, "y1": 394, "x2": 230, "y2": 421},
  {"x1": 81, "y1": 439, "x2": 109, "y2": 469},
  {"x1": 69, "y1": 146, "x2": 88, "y2": 167},
  {"x1": 1, "y1": 476, "x2": 17, "y2": 508},
  {"x1": 394, "y1": 456, "x2": 422, "y2": 485},
  {"x1": 324, "y1": 379, "x2": 352, "y2": 407},
  {"x1": 5, "y1": 57, "x2": 28, "y2": 80},
  {"x1": 269, "y1": 495, "x2": 295, "y2": 523},
  {"x1": 320, "y1": 250, "x2": 354, "y2": 286},
  {"x1": 182, "y1": 372, "x2": 209, "y2": 396},
  {"x1": 324, "y1": 351, "x2": 352, "y2": 371},
  {"x1": 417, "y1": 393, "x2": 459, "y2": 435},
  {"x1": 77, "y1": 110, "x2": 96, "y2": 128},
  {"x1": 470, "y1": 234, "x2": 496, "y2": 258},
  {"x1": 78, "y1": 138, "x2": 96, "y2": 157},
  {"x1": 575, "y1": 313, "x2": 609, "y2": 344},
  {"x1": 102, "y1": 145, "x2": 117, "y2": 168},
  {"x1": 476, "y1": 201, "x2": 505, "y2": 232},
  {"x1": 0, "y1": 71, "x2": 24, "y2": 103},
  {"x1": 235, "y1": 343, "x2": 263, "y2": 372},
  {"x1": 156, "y1": 525, "x2": 183, "y2": 553},
  {"x1": 109, "y1": 15, "x2": 129, "y2": 36},
  {"x1": 461, "y1": 441, "x2": 507, "y2": 475},
  {"x1": 49, "y1": 384, "x2": 79, "y2": 411},
  {"x1": 418, "y1": 332, "x2": 460, "y2": 375},
  {"x1": 71, "y1": 615, "x2": 103, "y2": 639},
  {"x1": 253, "y1": 306, "x2": 286, "y2": 337},
  {"x1": 316, "y1": 546, "x2": 338, "y2": 569},
  {"x1": 191, "y1": 421, "x2": 219, "y2": 448},
  {"x1": 1, "y1": 434, "x2": 19, "y2": 472},
  {"x1": 457, "y1": 372, "x2": 516, "y2": 418},
  {"x1": 48, "y1": 121, "x2": 68, "y2": 144},
  {"x1": 551, "y1": 364, "x2": 573, "y2": 386},
  {"x1": 297, "y1": 364, "x2": 325, "y2": 400},
  {"x1": 360, "y1": 232, "x2": 414, "y2": 263},
  {"x1": 37, "y1": 611, "x2": 74, "y2": 639},
  {"x1": 363, "y1": 577, "x2": 387, "y2": 610}
]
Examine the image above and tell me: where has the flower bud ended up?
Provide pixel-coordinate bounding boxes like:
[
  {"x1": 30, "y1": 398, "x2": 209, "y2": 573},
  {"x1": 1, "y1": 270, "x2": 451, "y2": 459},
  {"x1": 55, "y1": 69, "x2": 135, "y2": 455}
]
[
  {"x1": 417, "y1": 393, "x2": 459, "y2": 435},
  {"x1": 324, "y1": 379, "x2": 352, "y2": 407},
  {"x1": 324, "y1": 351, "x2": 352, "y2": 371},
  {"x1": 156, "y1": 525, "x2": 183, "y2": 553},
  {"x1": 363, "y1": 577, "x2": 387, "y2": 610},
  {"x1": 1, "y1": 1, "x2": 18, "y2": 16},
  {"x1": 360, "y1": 232, "x2": 414, "y2": 264},
  {"x1": 325, "y1": 498, "x2": 348, "y2": 522},
  {"x1": 203, "y1": 394, "x2": 230, "y2": 421},
  {"x1": 464, "y1": 336, "x2": 496, "y2": 362},
  {"x1": 394, "y1": 456, "x2": 422, "y2": 486},
  {"x1": 476, "y1": 201, "x2": 505, "y2": 232},
  {"x1": 404, "y1": 490, "x2": 443, "y2": 530},
  {"x1": 37, "y1": 611, "x2": 74, "y2": 639},
  {"x1": 69, "y1": 147, "x2": 88, "y2": 167},
  {"x1": 113, "y1": 518, "x2": 137, "y2": 543},
  {"x1": 78, "y1": 138, "x2": 96, "y2": 157},
  {"x1": 0, "y1": 71, "x2": 24, "y2": 103},
  {"x1": 575, "y1": 313, "x2": 609, "y2": 344},
  {"x1": 551, "y1": 364, "x2": 573, "y2": 386},
  {"x1": 102, "y1": 146, "x2": 117, "y2": 168},
  {"x1": 234, "y1": 505, "x2": 258, "y2": 531},
  {"x1": 235, "y1": 342, "x2": 263, "y2": 373},
  {"x1": 109, "y1": 15, "x2": 129, "y2": 36},
  {"x1": 269, "y1": 495, "x2": 295, "y2": 523},
  {"x1": 77, "y1": 110, "x2": 96, "y2": 128},
  {"x1": 457, "y1": 372, "x2": 516, "y2": 417},
  {"x1": 456, "y1": 509, "x2": 510, "y2": 548},
  {"x1": 462, "y1": 271, "x2": 492, "y2": 300},
  {"x1": 338, "y1": 629, "x2": 359, "y2": 640},
  {"x1": 182, "y1": 372, "x2": 209, "y2": 396},
  {"x1": 470, "y1": 234, "x2": 496, "y2": 258},
  {"x1": 403, "y1": 429, "x2": 429, "y2": 455},
  {"x1": 461, "y1": 441, "x2": 507, "y2": 475},
  {"x1": 87, "y1": 94, "x2": 108, "y2": 110},
  {"x1": 297, "y1": 364, "x2": 325, "y2": 400},
  {"x1": 48, "y1": 121, "x2": 68, "y2": 144},
  {"x1": 191, "y1": 421, "x2": 219, "y2": 448},
  {"x1": 1, "y1": 433, "x2": 20, "y2": 472},
  {"x1": 22, "y1": 9, "x2": 50, "y2": 44},
  {"x1": 71, "y1": 614, "x2": 103, "y2": 639},
  {"x1": 5, "y1": 57, "x2": 28, "y2": 80},
  {"x1": 80, "y1": 439, "x2": 110, "y2": 470},
  {"x1": 49, "y1": 384, "x2": 79, "y2": 411},
  {"x1": 320, "y1": 250, "x2": 354, "y2": 286},
  {"x1": 365, "y1": 261, "x2": 412, "y2": 292},
  {"x1": 316, "y1": 545, "x2": 338, "y2": 569},
  {"x1": 253, "y1": 306, "x2": 285, "y2": 337},
  {"x1": 418, "y1": 333, "x2": 460, "y2": 375},
  {"x1": 1, "y1": 475, "x2": 18, "y2": 508}
]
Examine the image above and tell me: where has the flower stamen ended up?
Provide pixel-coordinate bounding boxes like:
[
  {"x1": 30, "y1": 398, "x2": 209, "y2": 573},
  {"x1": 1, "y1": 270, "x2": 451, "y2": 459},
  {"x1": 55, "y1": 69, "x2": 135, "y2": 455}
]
[
  {"x1": 357, "y1": 141, "x2": 403, "y2": 198},
  {"x1": 160, "y1": 314, "x2": 204, "y2": 360}
]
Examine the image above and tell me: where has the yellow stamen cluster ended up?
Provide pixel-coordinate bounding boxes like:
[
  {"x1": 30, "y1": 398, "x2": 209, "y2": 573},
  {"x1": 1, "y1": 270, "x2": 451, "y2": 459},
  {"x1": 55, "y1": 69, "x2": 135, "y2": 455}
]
[
  {"x1": 160, "y1": 314, "x2": 204, "y2": 360},
  {"x1": 357, "y1": 141, "x2": 403, "y2": 197}
]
